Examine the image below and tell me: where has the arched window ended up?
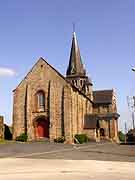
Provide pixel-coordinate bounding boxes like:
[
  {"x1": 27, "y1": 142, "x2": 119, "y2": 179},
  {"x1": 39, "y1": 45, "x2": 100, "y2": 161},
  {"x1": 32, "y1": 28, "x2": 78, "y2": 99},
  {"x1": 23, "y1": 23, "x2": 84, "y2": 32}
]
[
  {"x1": 36, "y1": 91, "x2": 45, "y2": 112},
  {"x1": 80, "y1": 80, "x2": 83, "y2": 86}
]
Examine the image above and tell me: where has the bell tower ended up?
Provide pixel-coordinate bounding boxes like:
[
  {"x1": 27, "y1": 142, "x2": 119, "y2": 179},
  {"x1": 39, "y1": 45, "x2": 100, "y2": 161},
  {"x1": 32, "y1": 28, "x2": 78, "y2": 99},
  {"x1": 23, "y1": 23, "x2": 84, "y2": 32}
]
[{"x1": 66, "y1": 31, "x2": 93, "y2": 99}]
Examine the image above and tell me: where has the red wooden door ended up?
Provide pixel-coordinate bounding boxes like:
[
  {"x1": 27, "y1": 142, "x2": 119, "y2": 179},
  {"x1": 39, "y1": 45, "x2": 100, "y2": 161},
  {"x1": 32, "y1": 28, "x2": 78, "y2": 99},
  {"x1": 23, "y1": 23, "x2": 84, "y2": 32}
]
[{"x1": 36, "y1": 120, "x2": 49, "y2": 138}]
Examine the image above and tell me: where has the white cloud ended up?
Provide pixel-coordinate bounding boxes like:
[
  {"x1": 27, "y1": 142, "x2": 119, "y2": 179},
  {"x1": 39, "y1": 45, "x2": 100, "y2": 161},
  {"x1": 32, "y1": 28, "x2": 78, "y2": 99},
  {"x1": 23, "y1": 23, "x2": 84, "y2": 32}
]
[{"x1": 0, "y1": 67, "x2": 16, "y2": 77}]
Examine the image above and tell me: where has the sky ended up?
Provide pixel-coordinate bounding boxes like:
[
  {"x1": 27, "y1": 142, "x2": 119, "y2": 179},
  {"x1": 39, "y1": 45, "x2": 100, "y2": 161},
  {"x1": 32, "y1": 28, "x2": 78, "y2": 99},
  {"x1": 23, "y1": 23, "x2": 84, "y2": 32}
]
[{"x1": 0, "y1": 0, "x2": 135, "y2": 132}]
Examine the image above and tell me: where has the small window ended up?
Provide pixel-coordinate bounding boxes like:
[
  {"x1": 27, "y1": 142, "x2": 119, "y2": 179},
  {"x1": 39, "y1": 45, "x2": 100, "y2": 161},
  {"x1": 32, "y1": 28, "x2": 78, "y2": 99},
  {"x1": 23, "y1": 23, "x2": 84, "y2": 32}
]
[
  {"x1": 36, "y1": 91, "x2": 45, "y2": 112},
  {"x1": 80, "y1": 80, "x2": 83, "y2": 86}
]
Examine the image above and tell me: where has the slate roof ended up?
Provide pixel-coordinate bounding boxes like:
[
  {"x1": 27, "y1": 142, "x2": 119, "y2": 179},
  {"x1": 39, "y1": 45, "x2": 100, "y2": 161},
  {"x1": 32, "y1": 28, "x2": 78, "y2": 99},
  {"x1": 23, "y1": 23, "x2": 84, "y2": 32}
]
[
  {"x1": 13, "y1": 57, "x2": 93, "y2": 103},
  {"x1": 84, "y1": 112, "x2": 120, "y2": 129},
  {"x1": 93, "y1": 90, "x2": 113, "y2": 104},
  {"x1": 97, "y1": 113, "x2": 120, "y2": 119},
  {"x1": 66, "y1": 32, "x2": 86, "y2": 77},
  {"x1": 84, "y1": 114, "x2": 98, "y2": 129}
]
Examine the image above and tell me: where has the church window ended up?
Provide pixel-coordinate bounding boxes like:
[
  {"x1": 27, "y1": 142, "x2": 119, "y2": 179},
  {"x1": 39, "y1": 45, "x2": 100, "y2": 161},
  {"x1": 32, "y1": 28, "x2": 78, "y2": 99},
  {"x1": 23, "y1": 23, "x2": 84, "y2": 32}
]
[
  {"x1": 36, "y1": 90, "x2": 45, "y2": 112},
  {"x1": 80, "y1": 80, "x2": 83, "y2": 86}
]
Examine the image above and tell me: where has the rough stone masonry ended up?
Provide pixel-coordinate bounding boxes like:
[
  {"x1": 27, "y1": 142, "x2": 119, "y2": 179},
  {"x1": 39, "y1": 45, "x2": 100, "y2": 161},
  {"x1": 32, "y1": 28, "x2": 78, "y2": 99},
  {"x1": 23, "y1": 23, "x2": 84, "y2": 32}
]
[{"x1": 13, "y1": 32, "x2": 120, "y2": 143}]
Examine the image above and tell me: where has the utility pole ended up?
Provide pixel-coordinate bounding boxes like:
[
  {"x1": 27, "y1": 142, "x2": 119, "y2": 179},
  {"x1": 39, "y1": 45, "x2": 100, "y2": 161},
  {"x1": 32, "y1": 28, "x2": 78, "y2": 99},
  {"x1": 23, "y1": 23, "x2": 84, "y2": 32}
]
[
  {"x1": 124, "y1": 122, "x2": 127, "y2": 143},
  {"x1": 131, "y1": 68, "x2": 135, "y2": 129},
  {"x1": 131, "y1": 111, "x2": 135, "y2": 129},
  {"x1": 132, "y1": 96, "x2": 135, "y2": 129}
]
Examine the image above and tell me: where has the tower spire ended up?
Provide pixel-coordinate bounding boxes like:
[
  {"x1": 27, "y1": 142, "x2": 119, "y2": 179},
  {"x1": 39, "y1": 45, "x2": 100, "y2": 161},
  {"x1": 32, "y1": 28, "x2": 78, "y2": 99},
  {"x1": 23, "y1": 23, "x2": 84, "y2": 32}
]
[
  {"x1": 66, "y1": 31, "x2": 86, "y2": 77},
  {"x1": 66, "y1": 31, "x2": 93, "y2": 99}
]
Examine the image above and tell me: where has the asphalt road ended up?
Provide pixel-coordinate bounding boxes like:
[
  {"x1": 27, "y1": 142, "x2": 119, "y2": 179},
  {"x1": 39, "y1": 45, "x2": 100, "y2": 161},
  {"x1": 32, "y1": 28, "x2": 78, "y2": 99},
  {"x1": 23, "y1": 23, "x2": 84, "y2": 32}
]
[
  {"x1": 0, "y1": 142, "x2": 135, "y2": 179},
  {"x1": 0, "y1": 142, "x2": 135, "y2": 162}
]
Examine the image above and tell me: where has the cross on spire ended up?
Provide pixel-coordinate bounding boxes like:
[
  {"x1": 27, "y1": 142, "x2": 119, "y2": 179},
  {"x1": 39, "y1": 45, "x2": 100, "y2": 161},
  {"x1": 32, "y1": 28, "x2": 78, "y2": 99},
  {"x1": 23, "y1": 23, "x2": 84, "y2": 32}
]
[{"x1": 72, "y1": 22, "x2": 75, "y2": 33}]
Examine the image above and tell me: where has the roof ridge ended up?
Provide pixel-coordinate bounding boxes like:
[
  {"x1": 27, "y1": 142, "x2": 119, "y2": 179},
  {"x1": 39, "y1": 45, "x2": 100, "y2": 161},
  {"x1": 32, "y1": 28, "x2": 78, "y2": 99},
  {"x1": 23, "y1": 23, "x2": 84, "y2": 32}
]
[
  {"x1": 13, "y1": 57, "x2": 93, "y2": 103},
  {"x1": 93, "y1": 89, "x2": 113, "y2": 92},
  {"x1": 13, "y1": 57, "x2": 67, "y2": 91}
]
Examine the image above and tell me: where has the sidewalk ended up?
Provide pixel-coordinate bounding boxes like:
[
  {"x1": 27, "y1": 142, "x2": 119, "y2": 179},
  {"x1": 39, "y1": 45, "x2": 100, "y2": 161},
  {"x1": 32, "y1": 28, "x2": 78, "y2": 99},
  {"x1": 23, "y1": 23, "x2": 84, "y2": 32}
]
[{"x1": 0, "y1": 158, "x2": 134, "y2": 180}]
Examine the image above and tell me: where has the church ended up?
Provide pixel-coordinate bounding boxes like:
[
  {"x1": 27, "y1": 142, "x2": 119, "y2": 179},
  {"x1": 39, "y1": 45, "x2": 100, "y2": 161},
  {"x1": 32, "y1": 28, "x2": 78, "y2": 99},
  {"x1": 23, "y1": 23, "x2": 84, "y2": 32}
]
[{"x1": 13, "y1": 32, "x2": 120, "y2": 143}]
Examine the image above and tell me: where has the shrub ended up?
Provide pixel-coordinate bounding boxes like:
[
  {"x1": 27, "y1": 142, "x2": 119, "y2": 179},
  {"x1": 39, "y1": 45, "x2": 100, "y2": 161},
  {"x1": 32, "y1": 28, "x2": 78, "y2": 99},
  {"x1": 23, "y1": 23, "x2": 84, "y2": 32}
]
[
  {"x1": 4, "y1": 124, "x2": 12, "y2": 140},
  {"x1": 16, "y1": 133, "x2": 28, "y2": 142},
  {"x1": 127, "y1": 129, "x2": 135, "y2": 142},
  {"x1": 74, "y1": 134, "x2": 88, "y2": 144},
  {"x1": 118, "y1": 131, "x2": 125, "y2": 142},
  {"x1": 54, "y1": 136, "x2": 65, "y2": 143}
]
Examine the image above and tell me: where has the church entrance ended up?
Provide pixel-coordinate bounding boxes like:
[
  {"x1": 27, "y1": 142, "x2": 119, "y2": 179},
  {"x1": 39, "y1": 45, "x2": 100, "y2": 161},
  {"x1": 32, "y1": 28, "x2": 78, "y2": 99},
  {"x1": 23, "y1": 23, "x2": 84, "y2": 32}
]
[
  {"x1": 100, "y1": 128, "x2": 105, "y2": 138},
  {"x1": 34, "y1": 117, "x2": 49, "y2": 138}
]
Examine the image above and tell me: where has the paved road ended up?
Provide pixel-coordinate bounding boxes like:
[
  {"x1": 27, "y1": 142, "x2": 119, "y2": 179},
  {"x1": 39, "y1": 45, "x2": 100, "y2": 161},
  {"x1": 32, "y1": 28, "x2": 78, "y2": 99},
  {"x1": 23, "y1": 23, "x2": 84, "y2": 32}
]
[
  {"x1": 0, "y1": 158, "x2": 134, "y2": 180},
  {"x1": 0, "y1": 142, "x2": 135, "y2": 162},
  {"x1": 0, "y1": 142, "x2": 135, "y2": 179}
]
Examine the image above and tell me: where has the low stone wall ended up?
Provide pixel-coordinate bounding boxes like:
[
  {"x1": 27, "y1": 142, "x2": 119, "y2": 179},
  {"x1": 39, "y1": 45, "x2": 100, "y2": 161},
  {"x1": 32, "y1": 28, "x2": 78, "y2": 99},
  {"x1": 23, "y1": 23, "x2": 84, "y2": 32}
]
[
  {"x1": 0, "y1": 116, "x2": 4, "y2": 139},
  {"x1": 83, "y1": 129, "x2": 96, "y2": 141}
]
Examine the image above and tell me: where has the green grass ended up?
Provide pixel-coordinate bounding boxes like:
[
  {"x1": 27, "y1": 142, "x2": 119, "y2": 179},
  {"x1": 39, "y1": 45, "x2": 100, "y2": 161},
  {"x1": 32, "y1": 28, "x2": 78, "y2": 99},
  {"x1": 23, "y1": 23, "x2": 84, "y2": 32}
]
[{"x1": 0, "y1": 139, "x2": 15, "y2": 144}]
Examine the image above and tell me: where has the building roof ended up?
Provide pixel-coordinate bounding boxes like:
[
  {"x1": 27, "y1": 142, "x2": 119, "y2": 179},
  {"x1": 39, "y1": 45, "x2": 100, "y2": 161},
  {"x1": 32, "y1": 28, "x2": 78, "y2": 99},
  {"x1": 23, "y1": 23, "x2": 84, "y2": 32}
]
[
  {"x1": 97, "y1": 113, "x2": 120, "y2": 119},
  {"x1": 84, "y1": 114, "x2": 98, "y2": 129},
  {"x1": 66, "y1": 32, "x2": 86, "y2": 77},
  {"x1": 93, "y1": 90, "x2": 113, "y2": 104},
  {"x1": 84, "y1": 112, "x2": 120, "y2": 129},
  {"x1": 13, "y1": 57, "x2": 93, "y2": 103}
]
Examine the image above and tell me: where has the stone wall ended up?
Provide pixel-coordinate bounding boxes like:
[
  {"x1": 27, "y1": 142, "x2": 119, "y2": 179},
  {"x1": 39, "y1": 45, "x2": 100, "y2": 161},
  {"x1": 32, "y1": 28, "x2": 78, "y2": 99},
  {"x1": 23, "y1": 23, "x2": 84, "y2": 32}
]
[
  {"x1": 93, "y1": 104, "x2": 110, "y2": 114},
  {"x1": 13, "y1": 58, "x2": 94, "y2": 142},
  {"x1": 0, "y1": 116, "x2": 4, "y2": 139},
  {"x1": 92, "y1": 90, "x2": 119, "y2": 142},
  {"x1": 84, "y1": 129, "x2": 96, "y2": 140},
  {"x1": 13, "y1": 58, "x2": 67, "y2": 140},
  {"x1": 49, "y1": 81, "x2": 65, "y2": 141},
  {"x1": 109, "y1": 118, "x2": 118, "y2": 141},
  {"x1": 14, "y1": 57, "x2": 119, "y2": 143},
  {"x1": 63, "y1": 86, "x2": 93, "y2": 142}
]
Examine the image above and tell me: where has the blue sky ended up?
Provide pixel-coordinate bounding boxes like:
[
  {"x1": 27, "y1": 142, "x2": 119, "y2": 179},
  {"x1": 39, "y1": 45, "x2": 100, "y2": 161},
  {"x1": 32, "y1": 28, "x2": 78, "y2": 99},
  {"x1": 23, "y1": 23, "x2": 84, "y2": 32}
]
[{"x1": 0, "y1": 0, "x2": 135, "y2": 131}]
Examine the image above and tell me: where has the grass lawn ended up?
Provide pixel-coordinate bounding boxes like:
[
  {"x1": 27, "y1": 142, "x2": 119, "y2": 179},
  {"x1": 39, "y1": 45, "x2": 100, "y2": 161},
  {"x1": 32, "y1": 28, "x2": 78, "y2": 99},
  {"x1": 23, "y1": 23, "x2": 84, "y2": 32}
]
[{"x1": 0, "y1": 139, "x2": 15, "y2": 144}]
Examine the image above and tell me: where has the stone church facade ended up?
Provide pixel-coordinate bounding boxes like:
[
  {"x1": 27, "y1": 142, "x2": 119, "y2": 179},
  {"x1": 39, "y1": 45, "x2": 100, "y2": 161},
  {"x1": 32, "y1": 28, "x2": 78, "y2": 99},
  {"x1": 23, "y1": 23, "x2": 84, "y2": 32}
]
[{"x1": 13, "y1": 32, "x2": 119, "y2": 143}]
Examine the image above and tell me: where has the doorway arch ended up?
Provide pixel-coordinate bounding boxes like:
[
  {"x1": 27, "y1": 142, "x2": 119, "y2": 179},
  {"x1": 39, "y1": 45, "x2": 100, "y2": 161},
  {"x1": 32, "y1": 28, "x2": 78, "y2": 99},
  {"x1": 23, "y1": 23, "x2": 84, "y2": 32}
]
[
  {"x1": 34, "y1": 116, "x2": 49, "y2": 139},
  {"x1": 100, "y1": 128, "x2": 105, "y2": 137}
]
